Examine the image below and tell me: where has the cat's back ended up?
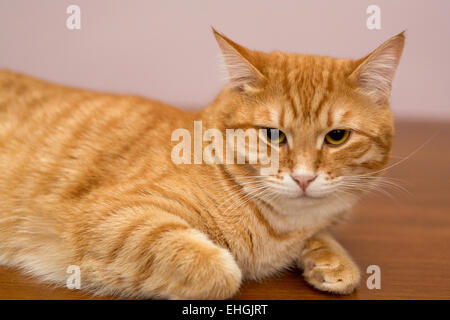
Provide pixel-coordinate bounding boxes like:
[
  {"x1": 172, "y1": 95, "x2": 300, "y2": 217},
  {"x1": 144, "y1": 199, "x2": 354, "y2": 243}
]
[
  {"x1": 0, "y1": 69, "x2": 186, "y2": 131},
  {"x1": 0, "y1": 69, "x2": 191, "y2": 148},
  {"x1": 0, "y1": 69, "x2": 192, "y2": 205},
  {"x1": 0, "y1": 69, "x2": 78, "y2": 121}
]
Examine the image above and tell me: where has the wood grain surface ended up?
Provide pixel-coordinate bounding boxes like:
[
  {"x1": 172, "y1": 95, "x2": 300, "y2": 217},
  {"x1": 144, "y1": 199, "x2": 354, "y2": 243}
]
[{"x1": 0, "y1": 120, "x2": 449, "y2": 300}]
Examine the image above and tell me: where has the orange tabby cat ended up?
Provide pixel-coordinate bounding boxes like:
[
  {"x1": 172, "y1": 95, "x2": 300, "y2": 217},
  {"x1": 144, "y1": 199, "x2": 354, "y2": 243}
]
[{"x1": 0, "y1": 29, "x2": 404, "y2": 299}]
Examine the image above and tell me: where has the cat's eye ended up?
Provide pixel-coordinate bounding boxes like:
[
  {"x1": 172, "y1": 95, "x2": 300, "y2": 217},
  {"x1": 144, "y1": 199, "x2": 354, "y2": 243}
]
[
  {"x1": 325, "y1": 129, "x2": 350, "y2": 146},
  {"x1": 262, "y1": 128, "x2": 287, "y2": 145}
]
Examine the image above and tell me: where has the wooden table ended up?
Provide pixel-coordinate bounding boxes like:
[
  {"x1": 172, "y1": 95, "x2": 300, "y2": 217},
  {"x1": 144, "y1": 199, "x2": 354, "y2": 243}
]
[{"x1": 0, "y1": 121, "x2": 449, "y2": 300}]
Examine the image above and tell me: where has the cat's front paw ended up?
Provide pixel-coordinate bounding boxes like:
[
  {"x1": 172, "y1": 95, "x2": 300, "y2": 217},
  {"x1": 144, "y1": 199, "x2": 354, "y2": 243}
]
[{"x1": 301, "y1": 244, "x2": 360, "y2": 294}]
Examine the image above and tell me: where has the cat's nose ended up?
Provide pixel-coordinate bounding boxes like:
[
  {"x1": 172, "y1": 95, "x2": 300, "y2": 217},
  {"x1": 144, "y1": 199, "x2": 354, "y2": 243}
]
[{"x1": 291, "y1": 174, "x2": 317, "y2": 192}]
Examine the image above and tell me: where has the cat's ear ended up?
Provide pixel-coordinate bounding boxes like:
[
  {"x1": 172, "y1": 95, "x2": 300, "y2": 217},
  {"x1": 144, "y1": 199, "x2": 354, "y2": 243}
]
[
  {"x1": 212, "y1": 28, "x2": 266, "y2": 92},
  {"x1": 349, "y1": 31, "x2": 405, "y2": 104}
]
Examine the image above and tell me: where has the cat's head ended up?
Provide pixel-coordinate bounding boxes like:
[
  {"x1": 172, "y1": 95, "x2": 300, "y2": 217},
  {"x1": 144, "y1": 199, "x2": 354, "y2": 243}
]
[{"x1": 209, "y1": 29, "x2": 404, "y2": 209}]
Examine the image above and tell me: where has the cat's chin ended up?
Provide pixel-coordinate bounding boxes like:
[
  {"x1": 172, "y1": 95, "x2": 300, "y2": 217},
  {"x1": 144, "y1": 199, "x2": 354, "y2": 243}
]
[
  {"x1": 286, "y1": 193, "x2": 328, "y2": 201},
  {"x1": 278, "y1": 193, "x2": 330, "y2": 207}
]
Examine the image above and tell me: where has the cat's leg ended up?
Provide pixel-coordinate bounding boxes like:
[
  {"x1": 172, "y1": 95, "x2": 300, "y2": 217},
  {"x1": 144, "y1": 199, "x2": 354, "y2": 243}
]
[
  {"x1": 77, "y1": 208, "x2": 242, "y2": 299},
  {"x1": 297, "y1": 232, "x2": 360, "y2": 294}
]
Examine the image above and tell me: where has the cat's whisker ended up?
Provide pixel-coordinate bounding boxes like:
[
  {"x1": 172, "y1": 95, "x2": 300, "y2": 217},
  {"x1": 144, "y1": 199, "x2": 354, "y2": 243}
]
[
  {"x1": 213, "y1": 181, "x2": 263, "y2": 210},
  {"x1": 230, "y1": 184, "x2": 273, "y2": 209},
  {"x1": 221, "y1": 185, "x2": 270, "y2": 216},
  {"x1": 227, "y1": 187, "x2": 275, "y2": 216},
  {"x1": 213, "y1": 180, "x2": 268, "y2": 210},
  {"x1": 206, "y1": 175, "x2": 266, "y2": 186},
  {"x1": 349, "y1": 132, "x2": 439, "y2": 178},
  {"x1": 214, "y1": 186, "x2": 250, "y2": 211},
  {"x1": 214, "y1": 181, "x2": 264, "y2": 205},
  {"x1": 338, "y1": 182, "x2": 399, "y2": 202},
  {"x1": 339, "y1": 175, "x2": 412, "y2": 198}
]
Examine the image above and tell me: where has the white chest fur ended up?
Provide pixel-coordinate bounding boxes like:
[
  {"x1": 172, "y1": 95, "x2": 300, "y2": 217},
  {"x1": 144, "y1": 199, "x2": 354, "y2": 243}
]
[{"x1": 237, "y1": 194, "x2": 357, "y2": 279}]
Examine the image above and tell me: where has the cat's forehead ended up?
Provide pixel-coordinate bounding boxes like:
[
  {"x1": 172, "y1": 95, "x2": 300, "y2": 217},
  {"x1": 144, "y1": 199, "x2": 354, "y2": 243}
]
[
  {"x1": 263, "y1": 52, "x2": 353, "y2": 79},
  {"x1": 258, "y1": 54, "x2": 356, "y2": 128}
]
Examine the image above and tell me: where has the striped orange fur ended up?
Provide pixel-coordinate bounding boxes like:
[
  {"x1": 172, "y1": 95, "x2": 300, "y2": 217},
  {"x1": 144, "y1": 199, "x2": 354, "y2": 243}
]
[{"x1": 0, "y1": 30, "x2": 404, "y2": 299}]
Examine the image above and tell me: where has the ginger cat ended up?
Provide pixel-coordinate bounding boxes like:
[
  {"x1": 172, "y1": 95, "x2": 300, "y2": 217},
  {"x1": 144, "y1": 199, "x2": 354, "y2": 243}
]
[{"x1": 0, "y1": 29, "x2": 404, "y2": 299}]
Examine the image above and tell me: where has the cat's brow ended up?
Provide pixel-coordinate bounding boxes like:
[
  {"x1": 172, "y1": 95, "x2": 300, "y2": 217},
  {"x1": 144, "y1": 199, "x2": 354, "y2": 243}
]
[{"x1": 330, "y1": 109, "x2": 355, "y2": 128}]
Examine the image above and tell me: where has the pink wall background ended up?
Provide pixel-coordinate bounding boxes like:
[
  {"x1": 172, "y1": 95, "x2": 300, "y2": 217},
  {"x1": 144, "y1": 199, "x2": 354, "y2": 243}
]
[{"x1": 0, "y1": 0, "x2": 449, "y2": 120}]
